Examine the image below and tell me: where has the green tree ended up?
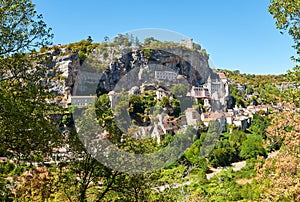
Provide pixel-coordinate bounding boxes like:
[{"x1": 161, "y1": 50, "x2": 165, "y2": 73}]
[
  {"x1": 113, "y1": 34, "x2": 131, "y2": 46},
  {"x1": 239, "y1": 135, "x2": 266, "y2": 159},
  {"x1": 160, "y1": 96, "x2": 170, "y2": 107},
  {"x1": 170, "y1": 84, "x2": 188, "y2": 97},
  {"x1": 0, "y1": 0, "x2": 52, "y2": 56},
  {"x1": 0, "y1": 2, "x2": 62, "y2": 200},
  {"x1": 269, "y1": 0, "x2": 300, "y2": 62},
  {"x1": 0, "y1": 0, "x2": 62, "y2": 160},
  {"x1": 143, "y1": 37, "x2": 158, "y2": 45},
  {"x1": 269, "y1": 0, "x2": 300, "y2": 107},
  {"x1": 0, "y1": 174, "x2": 13, "y2": 201},
  {"x1": 104, "y1": 36, "x2": 109, "y2": 42},
  {"x1": 184, "y1": 139, "x2": 208, "y2": 172},
  {"x1": 87, "y1": 35, "x2": 93, "y2": 43},
  {"x1": 134, "y1": 36, "x2": 140, "y2": 46},
  {"x1": 248, "y1": 114, "x2": 269, "y2": 138},
  {"x1": 246, "y1": 86, "x2": 254, "y2": 94}
]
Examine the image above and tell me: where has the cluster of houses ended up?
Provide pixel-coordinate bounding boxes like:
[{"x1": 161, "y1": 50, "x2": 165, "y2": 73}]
[
  {"x1": 68, "y1": 70, "x2": 278, "y2": 144},
  {"x1": 50, "y1": 68, "x2": 299, "y2": 160},
  {"x1": 184, "y1": 104, "x2": 269, "y2": 132},
  {"x1": 131, "y1": 102, "x2": 270, "y2": 143}
]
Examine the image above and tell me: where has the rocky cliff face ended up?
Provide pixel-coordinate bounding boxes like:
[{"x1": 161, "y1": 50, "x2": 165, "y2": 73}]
[
  {"x1": 166, "y1": 48, "x2": 216, "y2": 82},
  {"x1": 45, "y1": 49, "x2": 80, "y2": 106},
  {"x1": 96, "y1": 48, "x2": 217, "y2": 94},
  {"x1": 47, "y1": 45, "x2": 218, "y2": 105}
]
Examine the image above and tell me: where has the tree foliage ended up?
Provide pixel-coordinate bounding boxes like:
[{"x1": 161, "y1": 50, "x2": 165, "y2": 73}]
[
  {"x1": 0, "y1": 0, "x2": 53, "y2": 56},
  {"x1": 0, "y1": 0, "x2": 62, "y2": 160},
  {"x1": 170, "y1": 84, "x2": 188, "y2": 97},
  {"x1": 239, "y1": 134, "x2": 266, "y2": 159},
  {"x1": 269, "y1": 0, "x2": 300, "y2": 62},
  {"x1": 269, "y1": 0, "x2": 300, "y2": 101}
]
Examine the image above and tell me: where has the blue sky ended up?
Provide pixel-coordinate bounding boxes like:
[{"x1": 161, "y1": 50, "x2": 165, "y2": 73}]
[{"x1": 33, "y1": 0, "x2": 296, "y2": 74}]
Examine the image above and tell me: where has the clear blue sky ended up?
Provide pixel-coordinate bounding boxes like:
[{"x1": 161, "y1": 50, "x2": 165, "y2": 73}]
[{"x1": 33, "y1": 0, "x2": 296, "y2": 75}]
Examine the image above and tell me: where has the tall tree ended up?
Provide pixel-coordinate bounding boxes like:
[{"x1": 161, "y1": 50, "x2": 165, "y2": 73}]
[
  {"x1": 0, "y1": 0, "x2": 60, "y2": 160},
  {"x1": 269, "y1": 0, "x2": 300, "y2": 62},
  {"x1": 269, "y1": 0, "x2": 300, "y2": 105},
  {"x1": 0, "y1": 0, "x2": 53, "y2": 56}
]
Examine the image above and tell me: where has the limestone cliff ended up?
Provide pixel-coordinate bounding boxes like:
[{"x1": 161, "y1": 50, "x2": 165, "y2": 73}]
[
  {"x1": 45, "y1": 48, "x2": 80, "y2": 106},
  {"x1": 46, "y1": 44, "x2": 218, "y2": 106},
  {"x1": 96, "y1": 48, "x2": 217, "y2": 94}
]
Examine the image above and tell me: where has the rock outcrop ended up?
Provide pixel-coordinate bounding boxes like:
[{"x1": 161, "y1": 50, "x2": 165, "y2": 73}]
[
  {"x1": 96, "y1": 48, "x2": 217, "y2": 94},
  {"x1": 46, "y1": 44, "x2": 219, "y2": 106},
  {"x1": 45, "y1": 49, "x2": 80, "y2": 106}
]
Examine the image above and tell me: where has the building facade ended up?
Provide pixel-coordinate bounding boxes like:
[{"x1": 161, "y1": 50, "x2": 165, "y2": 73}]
[{"x1": 155, "y1": 71, "x2": 177, "y2": 81}]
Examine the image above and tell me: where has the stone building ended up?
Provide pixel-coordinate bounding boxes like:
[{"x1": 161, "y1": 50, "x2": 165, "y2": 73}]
[
  {"x1": 71, "y1": 96, "x2": 96, "y2": 108},
  {"x1": 190, "y1": 86, "x2": 210, "y2": 98},
  {"x1": 206, "y1": 74, "x2": 230, "y2": 108},
  {"x1": 155, "y1": 70, "x2": 178, "y2": 81},
  {"x1": 185, "y1": 108, "x2": 201, "y2": 126},
  {"x1": 180, "y1": 38, "x2": 194, "y2": 49},
  {"x1": 200, "y1": 112, "x2": 227, "y2": 132}
]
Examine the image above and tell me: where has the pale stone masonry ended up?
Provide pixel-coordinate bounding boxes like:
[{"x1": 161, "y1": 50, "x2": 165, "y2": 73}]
[
  {"x1": 180, "y1": 38, "x2": 194, "y2": 49},
  {"x1": 70, "y1": 96, "x2": 96, "y2": 108},
  {"x1": 154, "y1": 70, "x2": 178, "y2": 81},
  {"x1": 185, "y1": 108, "x2": 201, "y2": 126}
]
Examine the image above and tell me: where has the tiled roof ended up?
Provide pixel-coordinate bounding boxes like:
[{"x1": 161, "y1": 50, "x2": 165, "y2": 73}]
[{"x1": 218, "y1": 72, "x2": 227, "y2": 79}]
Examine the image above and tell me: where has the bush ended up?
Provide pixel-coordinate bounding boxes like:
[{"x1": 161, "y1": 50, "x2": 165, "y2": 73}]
[
  {"x1": 0, "y1": 162, "x2": 15, "y2": 175},
  {"x1": 10, "y1": 165, "x2": 28, "y2": 177},
  {"x1": 240, "y1": 134, "x2": 266, "y2": 159},
  {"x1": 78, "y1": 50, "x2": 87, "y2": 65}
]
